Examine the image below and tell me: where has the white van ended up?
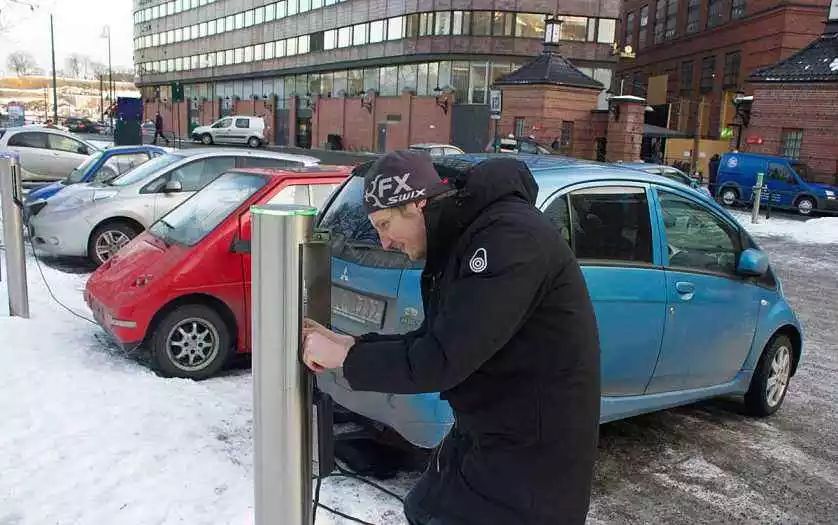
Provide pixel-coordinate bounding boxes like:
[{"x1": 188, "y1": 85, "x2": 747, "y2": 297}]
[{"x1": 191, "y1": 115, "x2": 266, "y2": 148}]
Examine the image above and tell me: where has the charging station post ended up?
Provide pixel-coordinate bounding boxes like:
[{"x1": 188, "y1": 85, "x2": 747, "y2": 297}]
[
  {"x1": 0, "y1": 151, "x2": 29, "y2": 318},
  {"x1": 252, "y1": 204, "x2": 335, "y2": 525}
]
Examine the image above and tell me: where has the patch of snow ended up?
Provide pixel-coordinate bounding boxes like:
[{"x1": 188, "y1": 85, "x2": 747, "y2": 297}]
[{"x1": 730, "y1": 211, "x2": 838, "y2": 244}]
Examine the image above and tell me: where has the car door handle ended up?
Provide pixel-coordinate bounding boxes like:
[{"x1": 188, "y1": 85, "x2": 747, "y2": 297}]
[{"x1": 675, "y1": 281, "x2": 695, "y2": 295}]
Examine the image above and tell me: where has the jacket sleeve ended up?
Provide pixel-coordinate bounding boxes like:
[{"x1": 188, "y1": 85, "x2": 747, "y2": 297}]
[{"x1": 342, "y1": 222, "x2": 547, "y2": 394}]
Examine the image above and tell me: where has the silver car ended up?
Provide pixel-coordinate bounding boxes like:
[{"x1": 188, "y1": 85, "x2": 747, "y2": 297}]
[
  {"x1": 0, "y1": 125, "x2": 99, "y2": 183},
  {"x1": 29, "y1": 148, "x2": 319, "y2": 265}
]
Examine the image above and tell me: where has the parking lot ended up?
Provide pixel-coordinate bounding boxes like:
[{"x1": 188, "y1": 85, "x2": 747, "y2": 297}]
[{"x1": 2, "y1": 205, "x2": 836, "y2": 524}]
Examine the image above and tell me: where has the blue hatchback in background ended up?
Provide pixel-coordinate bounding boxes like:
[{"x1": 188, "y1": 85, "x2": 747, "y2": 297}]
[
  {"x1": 315, "y1": 154, "x2": 803, "y2": 449},
  {"x1": 24, "y1": 145, "x2": 165, "y2": 214},
  {"x1": 715, "y1": 152, "x2": 838, "y2": 215}
]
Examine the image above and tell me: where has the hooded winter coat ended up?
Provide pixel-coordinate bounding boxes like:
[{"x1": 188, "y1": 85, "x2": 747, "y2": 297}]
[{"x1": 342, "y1": 157, "x2": 601, "y2": 524}]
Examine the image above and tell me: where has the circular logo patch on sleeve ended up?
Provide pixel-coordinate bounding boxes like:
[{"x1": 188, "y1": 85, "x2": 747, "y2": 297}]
[{"x1": 469, "y1": 248, "x2": 488, "y2": 273}]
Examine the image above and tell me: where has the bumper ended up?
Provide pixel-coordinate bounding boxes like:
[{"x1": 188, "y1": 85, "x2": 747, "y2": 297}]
[
  {"x1": 84, "y1": 289, "x2": 145, "y2": 347},
  {"x1": 29, "y1": 212, "x2": 92, "y2": 257},
  {"x1": 817, "y1": 196, "x2": 838, "y2": 213}
]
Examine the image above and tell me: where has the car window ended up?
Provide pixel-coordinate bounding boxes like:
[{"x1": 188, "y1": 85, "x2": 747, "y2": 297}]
[
  {"x1": 267, "y1": 184, "x2": 310, "y2": 206},
  {"x1": 235, "y1": 118, "x2": 250, "y2": 129},
  {"x1": 310, "y1": 184, "x2": 339, "y2": 209},
  {"x1": 768, "y1": 162, "x2": 794, "y2": 184},
  {"x1": 7, "y1": 132, "x2": 48, "y2": 148},
  {"x1": 519, "y1": 141, "x2": 539, "y2": 154},
  {"x1": 49, "y1": 134, "x2": 87, "y2": 154},
  {"x1": 167, "y1": 156, "x2": 237, "y2": 192},
  {"x1": 542, "y1": 194, "x2": 571, "y2": 246},
  {"x1": 239, "y1": 156, "x2": 304, "y2": 169},
  {"x1": 96, "y1": 153, "x2": 151, "y2": 182},
  {"x1": 662, "y1": 169, "x2": 691, "y2": 186},
  {"x1": 318, "y1": 175, "x2": 416, "y2": 269},
  {"x1": 444, "y1": 147, "x2": 461, "y2": 156},
  {"x1": 66, "y1": 151, "x2": 104, "y2": 183},
  {"x1": 430, "y1": 147, "x2": 444, "y2": 157},
  {"x1": 111, "y1": 153, "x2": 184, "y2": 186},
  {"x1": 556, "y1": 186, "x2": 653, "y2": 264},
  {"x1": 658, "y1": 191, "x2": 740, "y2": 275},
  {"x1": 150, "y1": 171, "x2": 267, "y2": 246},
  {"x1": 212, "y1": 118, "x2": 232, "y2": 129}
]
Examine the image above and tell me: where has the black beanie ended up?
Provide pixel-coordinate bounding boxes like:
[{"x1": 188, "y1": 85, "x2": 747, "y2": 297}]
[{"x1": 363, "y1": 150, "x2": 449, "y2": 213}]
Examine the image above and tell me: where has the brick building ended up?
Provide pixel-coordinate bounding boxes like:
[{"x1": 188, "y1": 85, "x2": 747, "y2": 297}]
[
  {"x1": 616, "y1": 0, "x2": 829, "y2": 142},
  {"x1": 742, "y1": 7, "x2": 838, "y2": 183},
  {"x1": 133, "y1": 0, "x2": 622, "y2": 151}
]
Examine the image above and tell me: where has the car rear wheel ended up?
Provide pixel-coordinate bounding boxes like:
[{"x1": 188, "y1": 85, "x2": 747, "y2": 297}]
[
  {"x1": 247, "y1": 136, "x2": 261, "y2": 148},
  {"x1": 719, "y1": 187, "x2": 738, "y2": 207},
  {"x1": 201, "y1": 133, "x2": 213, "y2": 145},
  {"x1": 88, "y1": 221, "x2": 140, "y2": 266},
  {"x1": 745, "y1": 334, "x2": 793, "y2": 417},
  {"x1": 795, "y1": 196, "x2": 815, "y2": 216},
  {"x1": 150, "y1": 304, "x2": 232, "y2": 380}
]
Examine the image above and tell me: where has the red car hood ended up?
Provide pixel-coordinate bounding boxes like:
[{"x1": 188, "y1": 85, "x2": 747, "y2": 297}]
[{"x1": 86, "y1": 233, "x2": 186, "y2": 307}]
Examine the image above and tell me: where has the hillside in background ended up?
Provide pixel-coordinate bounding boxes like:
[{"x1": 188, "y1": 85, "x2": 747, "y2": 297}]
[{"x1": 0, "y1": 76, "x2": 139, "y2": 121}]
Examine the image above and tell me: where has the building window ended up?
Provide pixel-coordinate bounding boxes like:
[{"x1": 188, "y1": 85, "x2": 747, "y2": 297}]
[
  {"x1": 700, "y1": 56, "x2": 716, "y2": 92},
  {"x1": 277, "y1": 1, "x2": 287, "y2": 19},
  {"x1": 686, "y1": 0, "x2": 701, "y2": 34},
  {"x1": 680, "y1": 61, "x2": 694, "y2": 91},
  {"x1": 399, "y1": 64, "x2": 418, "y2": 93},
  {"x1": 515, "y1": 13, "x2": 544, "y2": 38},
  {"x1": 419, "y1": 13, "x2": 433, "y2": 36},
  {"x1": 514, "y1": 117, "x2": 526, "y2": 137},
  {"x1": 471, "y1": 11, "x2": 491, "y2": 36},
  {"x1": 244, "y1": 9, "x2": 254, "y2": 27},
  {"x1": 338, "y1": 26, "x2": 351, "y2": 48},
  {"x1": 451, "y1": 61, "x2": 469, "y2": 102},
  {"x1": 558, "y1": 16, "x2": 587, "y2": 41},
  {"x1": 435, "y1": 11, "x2": 451, "y2": 35},
  {"x1": 708, "y1": 0, "x2": 725, "y2": 28},
  {"x1": 452, "y1": 11, "x2": 470, "y2": 35},
  {"x1": 244, "y1": 46, "x2": 254, "y2": 62},
  {"x1": 255, "y1": 6, "x2": 265, "y2": 24},
  {"x1": 597, "y1": 18, "x2": 616, "y2": 44},
  {"x1": 370, "y1": 20, "x2": 385, "y2": 42},
  {"x1": 654, "y1": 0, "x2": 666, "y2": 44},
  {"x1": 265, "y1": 3, "x2": 275, "y2": 21},
  {"x1": 364, "y1": 68, "x2": 379, "y2": 93},
  {"x1": 379, "y1": 66, "x2": 398, "y2": 96},
  {"x1": 492, "y1": 12, "x2": 514, "y2": 36},
  {"x1": 254, "y1": 44, "x2": 264, "y2": 61},
  {"x1": 625, "y1": 11, "x2": 635, "y2": 47},
  {"x1": 723, "y1": 51, "x2": 741, "y2": 88},
  {"x1": 353, "y1": 23, "x2": 368, "y2": 46},
  {"x1": 287, "y1": 37, "x2": 298, "y2": 56},
  {"x1": 639, "y1": 6, "x2": 649, "y2": 48},
  {"x1": 324, "y1": 30, "x2": 336, "y2": 50},
  {"x1": 348, "y1": 69, "x2": 364, "y2": 96},
  {"x1": 731, "y1": 0, "x2": 746, "y2": 19},
  {"x1": 654, "y1": 0, "x2": 676, "y2": 43},
  {"x1": 388, "y1": 17, "x2": 405, "y2": 40},
  {"x1": 234, "y1": 12, "x2": 244, "y2": 29},
  {"x1": 265, "y1": 41, "x2": 275, "y2": 59},
  {"x1": 275, "y1": 40, "x2": 286, "y2": 57},
  {"x1": 469, "y1": 62, "x2": 487, "y2": 104},
  {"x1": 287, "y1": 0, "x2": 298, "y2": 16},
  {"x1": 781, "y1": 129, "x2": 803, "y2": 159},
  {"x1": 299, "y1": 0, "x2": 311, "y2": 13},
  {"x1": 298, "y1": 35, "x2": 310, "y2": 54}
]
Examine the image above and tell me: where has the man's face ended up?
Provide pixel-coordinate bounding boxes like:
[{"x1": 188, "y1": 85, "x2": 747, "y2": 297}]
[{"x1": 368, "y1": 201, "x2": 427, "y2": 260}]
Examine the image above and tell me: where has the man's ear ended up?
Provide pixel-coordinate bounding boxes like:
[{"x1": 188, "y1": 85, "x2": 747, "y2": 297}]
[{"x1": 415, "y1": 199, "x2": 428, "y2": 210}]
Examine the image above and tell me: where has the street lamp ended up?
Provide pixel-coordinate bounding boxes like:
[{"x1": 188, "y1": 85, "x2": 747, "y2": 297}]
[
  {"x1": 101, "y1": 25, "x2": 114, "y2": 135},
  {"x1": 731, "y1": 90, "x2": 753, "y2": 151}
]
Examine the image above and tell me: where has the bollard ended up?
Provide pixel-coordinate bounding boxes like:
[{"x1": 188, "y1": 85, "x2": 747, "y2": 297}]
[
  {"x1": 251, "y1": 204, "x2": 322, "y2": 525},
  {"x1": 751, "y1": 172, "x2": 764, "y2": 224},
  {"x1": 0, "y1": 151, "x2": 30, "y2": 318}
]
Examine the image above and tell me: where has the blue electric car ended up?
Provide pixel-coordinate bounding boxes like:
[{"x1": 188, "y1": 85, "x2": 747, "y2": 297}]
[
  {"x1": 716, "y1": 152, "x2": 838, "y2": 216},
  {"x1": 25, "y1": 145, "x2": 165, "y2": 205},
  {"x1": 315, "y1": 155, "x2": 803, "y2": 449}
]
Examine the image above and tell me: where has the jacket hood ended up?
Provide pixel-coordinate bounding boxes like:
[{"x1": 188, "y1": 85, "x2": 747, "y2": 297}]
[{"x1": 424, "y1": 157, "x2": 539, "y2": 270}]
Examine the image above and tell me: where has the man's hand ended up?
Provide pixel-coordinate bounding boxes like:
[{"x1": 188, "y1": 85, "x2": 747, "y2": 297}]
[{"x1": 302, "y1": 318, "x2": 355, "y2": 373}]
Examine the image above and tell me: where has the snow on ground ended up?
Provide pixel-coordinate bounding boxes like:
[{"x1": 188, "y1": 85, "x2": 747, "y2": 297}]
[
  {"x1": 0, "y1": 246, "x2": 408, "y2": 525},
  {"x1": 729, "y1": 210, "x2": 838, "y2": 244}
]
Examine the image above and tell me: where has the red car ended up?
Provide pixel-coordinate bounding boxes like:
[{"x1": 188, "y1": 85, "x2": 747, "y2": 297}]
[{"x1": 85, "y1": 166, "x2": 349, "y2": 379}]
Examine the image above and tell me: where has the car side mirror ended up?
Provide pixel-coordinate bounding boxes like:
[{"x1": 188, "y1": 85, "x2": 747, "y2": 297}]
[
  {"x1": 78, "y1": 146, "x2": 89, "y2": 155},
  {"x1": 163, "y1": 180, "x2": 183, "y2": 193},
  {"x1": 737, "y1": 248, "x2": 768, "y2": 277}
]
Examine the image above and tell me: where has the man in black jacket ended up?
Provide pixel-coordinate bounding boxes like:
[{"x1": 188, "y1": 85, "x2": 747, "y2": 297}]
[
  {"x1": 303, "y1": 150, "x2": 601, "y2": 524},
  {"x1": 153, "y1": 112, "x2": 169, "y2": 145}
]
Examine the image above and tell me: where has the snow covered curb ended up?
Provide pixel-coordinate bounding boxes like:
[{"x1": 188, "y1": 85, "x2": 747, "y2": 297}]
[{"x1": 729, "y1": 211, "x2": 838, "y2": 245}]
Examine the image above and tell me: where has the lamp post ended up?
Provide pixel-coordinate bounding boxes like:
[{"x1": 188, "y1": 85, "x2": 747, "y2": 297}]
[
  {"x1": 50, "y1": 14, "x2": 58, "y2": 123},
  {"x1": 101, "y1": 26, "x2": 114, "y2": 135}
]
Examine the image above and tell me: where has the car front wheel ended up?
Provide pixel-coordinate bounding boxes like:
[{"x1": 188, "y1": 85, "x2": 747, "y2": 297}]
[
  {"x1": 796, "y1": 196, "x2": 815, "y2": 216},
  {"x1": 150, "y1": 304, "x2": 232, "y2": 380},
  {"x1": 745, "y1": 334, "x2": 794, "y2": 417},
  {"x1": 88, "y1": 221, "x2": 140, "y2": 266},
  {"x1": 247, "y1": 137, "x2": 261, "y2": 148},
  {"x1": 719, "y1": 187, "x2": 738, "y2": 207},
  {"x1": 201, "y1": 133, "x2": 213, "y2": 145}
]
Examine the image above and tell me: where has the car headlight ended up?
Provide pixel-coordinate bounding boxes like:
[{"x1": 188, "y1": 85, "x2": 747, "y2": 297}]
[
  {"x1": 48, "y1": 193, "x2": 93, "y2": 212},
  {"x1": 825, "y1": 190, "x2": 835, "y2": 199},
  {"x1": 93, "y1": 190, "x2": 119, "y2": 201}
]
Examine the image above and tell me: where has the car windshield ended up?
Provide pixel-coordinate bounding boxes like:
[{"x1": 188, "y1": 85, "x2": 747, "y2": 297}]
[
  {"x1": 792, "y1": 163, "x2": 812, "y2": 183},
  {"x1": 109, "y1": 153, "x2": 184, "y2": 186},
  {"x1": 149, "y1": 171, "x2": 267, "y2": 246},
  {"x1": 66, "y1": 151, "x2": 104, "y2": 184}
]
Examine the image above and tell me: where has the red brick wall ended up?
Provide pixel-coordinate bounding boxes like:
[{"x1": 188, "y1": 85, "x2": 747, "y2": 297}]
[
  {"x1": 606, "y1": 101, "x2": 645, "y2": 162},
  {"x1": 409, "y1": 97, "x2": 452, "y2": 147},
  {"x1": 746, "y1": 83, "x2": 838, "y2": 183}
]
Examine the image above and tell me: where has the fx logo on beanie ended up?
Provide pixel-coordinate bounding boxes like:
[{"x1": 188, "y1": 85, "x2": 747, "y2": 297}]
[{"x1": 364, "y1": 172, "x2": 428, "y2": 209}]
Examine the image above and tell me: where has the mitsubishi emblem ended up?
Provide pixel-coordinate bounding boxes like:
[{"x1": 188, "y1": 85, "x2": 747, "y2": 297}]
[{"x1": 340, "y1": 267, "x2": 350, "y2": 282}]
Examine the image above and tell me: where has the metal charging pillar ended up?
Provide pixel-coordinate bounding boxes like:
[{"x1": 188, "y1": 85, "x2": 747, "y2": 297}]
[
  {"x1": 252, "y1": 204, "x2": 329, "y2": 525},
  {"x1": 0, "y1": 151, "x2": 29, "y2": 318}
]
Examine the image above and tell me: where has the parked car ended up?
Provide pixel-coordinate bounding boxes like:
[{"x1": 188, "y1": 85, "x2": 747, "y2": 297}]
[
  {"x1": 92, "y1": 121, "x2": 113, "y2": 135},
  {"x1": 28, "y1": 149, "x2": 320, "y2": 266},
  {"x1": 312, "y1": 154, "x2": 802, "y2": 448},
  {"x1": 620, "y1": 161, "x2": 712, "y2": 198},
  {"x1": 191, "y1": 116, "x2": 267, "y2": 148},
  {"x1": 84, "y1": 166, "x2": 348, "y2": 378},
  {"x1": 409, "y1": 143, "x2": 465, "y2": 156},
  {"x1": 716, "y1": 152, "x2": 837, "y2": 215},
  {"x1": 24, "y1": 145, "x2": 166, "y2": 211},
  {"x1": 65, "y1": 117, "x2": 96, "y2": 134},
  {"x1": 0, "y1": 126, "x2": 99, "y2": 183},
  {"x1": 487, "y1": 135, "x2": 554, "y2": 155}
]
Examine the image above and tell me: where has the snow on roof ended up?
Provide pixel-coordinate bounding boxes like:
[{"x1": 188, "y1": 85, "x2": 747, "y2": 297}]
[{"x1": 749, "y1": 34, "x2": 838, "y2": 83}]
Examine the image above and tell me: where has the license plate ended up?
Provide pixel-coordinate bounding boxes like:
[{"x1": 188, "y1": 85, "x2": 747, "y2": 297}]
[{"x1": 332, "y1": 286, "x2": 386, "y2": 328}]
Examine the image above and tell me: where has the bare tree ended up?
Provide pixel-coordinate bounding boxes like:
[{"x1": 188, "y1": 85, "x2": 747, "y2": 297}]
[
  {"x1": 64, "y1": 54, "x2": 82, "y2": 79},
  {"x1": 6, "y1": 50, "x2": 37, "y2": 76}
]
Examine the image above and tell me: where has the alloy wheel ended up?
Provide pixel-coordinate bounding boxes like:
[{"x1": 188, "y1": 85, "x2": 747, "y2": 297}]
[{"x1": 165, "y1": 318, "x2": 220, "y2": 372}]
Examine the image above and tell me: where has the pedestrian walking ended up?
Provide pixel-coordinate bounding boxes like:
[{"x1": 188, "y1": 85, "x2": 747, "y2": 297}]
[
  {"x1": 153, "y1": 112, "x2": 170, "y2": 145},
  {"x1": 708, "y1": 154, "x2": 721, "y2": 196},
  {"x1": 303, "y1": 150, "x2": 601, "y2": 525}
]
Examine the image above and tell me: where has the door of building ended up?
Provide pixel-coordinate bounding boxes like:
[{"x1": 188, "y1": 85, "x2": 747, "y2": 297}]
[{"x1": 377, "y1": 124, "x2": 387, "y2": 153}]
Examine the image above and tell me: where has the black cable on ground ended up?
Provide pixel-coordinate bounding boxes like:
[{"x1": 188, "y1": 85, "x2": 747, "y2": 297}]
[
  {"x1": 312, "y1": 461, "x2": 406, "y2": 524},
  {"x1": 334, "y1": 464, "x2": 406, "y2": 503},
  {"x1": 315, "y1": 502, "x2": 377, "y2": 525},
  {"x1": 29, "y1": 244, "x2": 97, "y2": 325}
]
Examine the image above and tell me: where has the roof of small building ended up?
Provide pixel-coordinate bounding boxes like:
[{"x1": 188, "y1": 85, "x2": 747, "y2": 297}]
[
  {"x1": 749, "y1": 33, "x2": 838, "y2": 83},
  {"x1": 493, "y1": 46, "x2": 604, "y2": 90}
]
